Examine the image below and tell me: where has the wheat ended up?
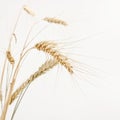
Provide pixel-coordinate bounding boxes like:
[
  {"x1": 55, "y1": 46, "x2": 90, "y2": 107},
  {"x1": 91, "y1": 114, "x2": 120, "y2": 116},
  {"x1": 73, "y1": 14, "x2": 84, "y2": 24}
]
[
  {"x1": 23, "y1": 5, "x2": 35, "y2": 16},
  {"x1": 43, "y1": 17, "x2": 67, "y2": 26},
  {"x1": 6, "y1": 51, "x2": 15, "y2": 65},
  {"x1": 0, "y1": 90, "x2": 2, "y2": 102},
  {"x1": 9, "y1": 59, "x2": 57, "y2": 104},
  {"x1": 35, "y1": 41, "x2": 73, "y2": 74}
]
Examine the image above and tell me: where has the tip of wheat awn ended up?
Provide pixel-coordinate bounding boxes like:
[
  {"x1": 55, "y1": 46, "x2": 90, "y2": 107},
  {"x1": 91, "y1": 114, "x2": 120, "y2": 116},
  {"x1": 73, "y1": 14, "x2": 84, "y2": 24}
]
[
  {"x1": 23, "y1": 5, "x2": 35, "y2": 16},
  {"x1": 43, "y1": 17, "x2": 68, "y2": 26}
]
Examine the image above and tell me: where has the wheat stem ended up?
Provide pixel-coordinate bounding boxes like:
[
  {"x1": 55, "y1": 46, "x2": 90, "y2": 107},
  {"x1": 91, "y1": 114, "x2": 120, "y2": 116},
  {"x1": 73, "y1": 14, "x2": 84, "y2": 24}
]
[
  {"x1": 0, "y1": 58, "x2": 7, "y2": 105},
  {"x1": 24, "y1": 24, "x2": 48, "y2": 50}
]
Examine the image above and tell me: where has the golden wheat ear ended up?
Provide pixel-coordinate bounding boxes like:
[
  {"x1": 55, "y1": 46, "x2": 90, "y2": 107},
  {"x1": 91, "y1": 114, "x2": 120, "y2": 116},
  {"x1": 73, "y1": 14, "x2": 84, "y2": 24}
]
[
  {"x1": 35, "y1": 41, "x2": 73, "y2": 74},
  {"x1": 23, "y1": 5, "x2": 35, "y2": 16},
  {"x1": 43, "y1": 17, "x2": 68, "y2": 26},
  {"x1": 9, "y1": 59, "x2": 58, "y2": 104},
  {"x1": 6, "y1": 51, "x2": 15, "y2": 65}
]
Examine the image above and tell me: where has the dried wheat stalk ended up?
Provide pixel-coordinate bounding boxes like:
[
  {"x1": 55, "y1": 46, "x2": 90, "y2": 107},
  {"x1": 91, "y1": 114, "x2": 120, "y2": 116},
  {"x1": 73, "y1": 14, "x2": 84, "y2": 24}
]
[
  {"x1": 35, "y1": 41, "x2": 73, "y2": 74},
  {"x1": 9, "y1": 59, "x2": 58, "y2": 104},
  {"x1": 43, "y1": 17, "x2": 67, "y2": 26},
  {"x1": 0, "y1": 90, "x2": 2, "y2": 102}
]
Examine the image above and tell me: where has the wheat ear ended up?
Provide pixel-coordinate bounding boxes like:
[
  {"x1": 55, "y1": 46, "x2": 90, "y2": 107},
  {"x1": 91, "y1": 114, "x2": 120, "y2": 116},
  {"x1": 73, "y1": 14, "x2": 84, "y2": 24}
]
[
  {"x1": 9, "y1": 59, "x2": 57, "y2": 104},
  {"x1": 35, "y1": 41, "x2": 73, "y2": 74},
  {"x1": 23, "y1": 5, "x2": 35, "y2": 16},
  {"x1": 6, "y1": 51, "x2": 15, "y2": 65},
  {"x1": 43, "y1": 17, "x2": 67, "y2": 26}
]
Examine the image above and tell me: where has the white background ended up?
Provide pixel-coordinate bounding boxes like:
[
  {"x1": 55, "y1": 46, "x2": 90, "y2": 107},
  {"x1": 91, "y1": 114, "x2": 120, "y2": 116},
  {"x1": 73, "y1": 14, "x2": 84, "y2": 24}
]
[{"x1": 0, "y1": 0, "x2": 120, "y2": 120}]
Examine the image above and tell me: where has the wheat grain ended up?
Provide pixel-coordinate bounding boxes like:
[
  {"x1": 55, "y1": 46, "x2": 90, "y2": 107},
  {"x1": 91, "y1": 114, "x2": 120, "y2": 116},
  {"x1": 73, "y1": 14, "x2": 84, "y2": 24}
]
[
  {"x1": 35, "y1": 41, "x2": 73, "y2": 74},
  {"x1": 6, "y1": 51, "x2": 15, "y2": 65},
  {"x1": 43, "y1": 17, "x2": 67, "y2": 26},
  {"x1": 23, "y1": 5, "x2": 35, "y2": 16},
  {"x1": 9, "y1": 59, "x2": 57, "y2": 104}
]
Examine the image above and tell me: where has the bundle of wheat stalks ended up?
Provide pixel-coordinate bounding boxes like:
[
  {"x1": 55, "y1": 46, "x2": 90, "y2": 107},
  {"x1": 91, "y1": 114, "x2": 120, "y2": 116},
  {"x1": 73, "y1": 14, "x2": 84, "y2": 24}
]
[{"x1": 0, "y1": 5, "x2": 78, "y2": 120}]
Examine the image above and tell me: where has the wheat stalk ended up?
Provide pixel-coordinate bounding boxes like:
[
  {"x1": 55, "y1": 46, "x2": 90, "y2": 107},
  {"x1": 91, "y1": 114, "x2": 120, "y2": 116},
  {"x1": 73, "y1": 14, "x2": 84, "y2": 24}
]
[
  {"x1": 0, "y1": 90, "x2": 2, "y2": 102},
  {"x1": 9, "y1": 59, "x2": 58, "y2": 104},
  {"x1": 35, "y1": 41, "x2": 73, "y2": 74},
  {"x1": 43, "y1": 17, "x2": 67, "y2": 26}
]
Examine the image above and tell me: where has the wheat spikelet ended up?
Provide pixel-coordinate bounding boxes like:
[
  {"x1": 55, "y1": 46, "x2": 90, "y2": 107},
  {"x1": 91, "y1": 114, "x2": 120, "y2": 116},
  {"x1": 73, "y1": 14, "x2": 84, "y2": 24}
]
[
  {"x1": 9, "y1": 59, "x2": 57, "y2": 104},
  {"x1": 23, "y1": 5, "x2": 35, "y2": 16},
  {"x1": 43, "y1": 17, "x2": 67, "y2": 26},
  {"x1": 35, "y1": 41, "x2": 73, "y2": 74},
  {"x1": 6, "y1": 51, "x2": 15, "y2": 65}
]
